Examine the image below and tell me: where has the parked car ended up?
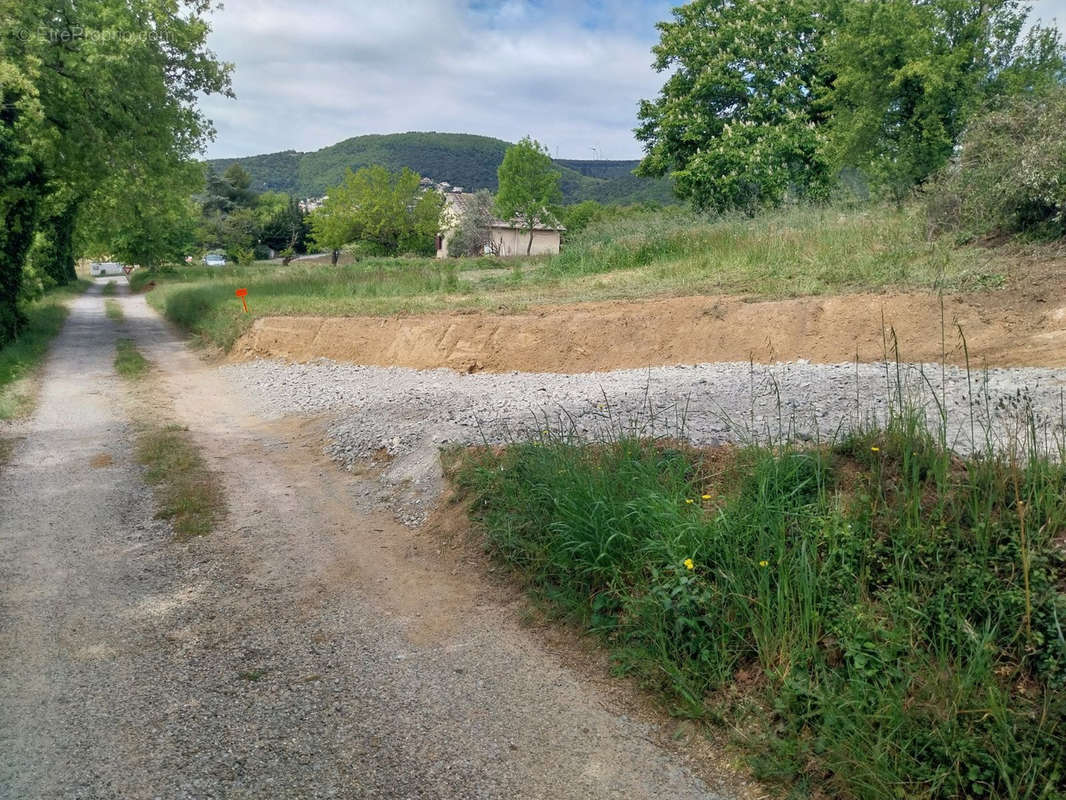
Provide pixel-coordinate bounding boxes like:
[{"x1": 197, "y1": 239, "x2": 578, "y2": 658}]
[{"x1": 203, "y1": 253, "x2": 227, "y2": 267}]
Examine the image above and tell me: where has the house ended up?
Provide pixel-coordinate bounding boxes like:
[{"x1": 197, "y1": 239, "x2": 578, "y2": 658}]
[{"x1": 436, "y1": 191, "x2": 564, "y2": 259}]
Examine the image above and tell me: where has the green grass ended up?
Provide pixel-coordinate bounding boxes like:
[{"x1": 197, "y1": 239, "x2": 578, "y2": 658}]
[
  {"x1": 104, "y1": 298, "x2": 123, "y2": 321},
  {"x1": 101, "y1": 281, "x2": 117, "y2": 296},
  {"x1": 135, "y1": 423, "x2": 224, "y2": 539},
  {"x1": 114, "y1": 339, "x2": 149, "y2": 379},
  {"x1": 449, "y1": 412, "x2": 1066, "y2": 799},
  {"x1": 0, "y1": 281, "x2": 89, "y2": 419},
  {"x1": 134, "y1": 203, "x2": 1015, "y2": 350}
]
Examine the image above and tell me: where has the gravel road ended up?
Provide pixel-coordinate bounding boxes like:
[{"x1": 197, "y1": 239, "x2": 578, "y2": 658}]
[
  {"x1": 220, "y1": 355, "x2": 1066, "y2": 524},
  {"x1": 0, "y1": 284, "x2": 740, "y2": 799}
]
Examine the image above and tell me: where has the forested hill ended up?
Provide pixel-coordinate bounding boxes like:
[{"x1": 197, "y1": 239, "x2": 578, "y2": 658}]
[{"x1": 205, "y1": 132, "x2": 675, "y2": 205}]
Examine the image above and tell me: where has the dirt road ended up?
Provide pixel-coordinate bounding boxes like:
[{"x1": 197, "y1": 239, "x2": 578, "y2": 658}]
[{"x1": 0, "y1": 282, "x2": 739, "y2": 798}]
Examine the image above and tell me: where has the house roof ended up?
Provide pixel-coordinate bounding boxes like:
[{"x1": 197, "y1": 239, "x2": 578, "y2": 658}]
[{"x1": 444, "y1": 191, "x2": 564, "y2": 231}]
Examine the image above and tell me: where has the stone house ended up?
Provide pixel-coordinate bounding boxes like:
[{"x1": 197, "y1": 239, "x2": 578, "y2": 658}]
[{"x1": 436, "y1": 191, "x2": 564, "y2": 258}]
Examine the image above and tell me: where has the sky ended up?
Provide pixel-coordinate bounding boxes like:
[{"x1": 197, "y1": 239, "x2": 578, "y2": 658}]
[{"x1": 199, "y1": 0, "x2": 1066, "y2": 161}]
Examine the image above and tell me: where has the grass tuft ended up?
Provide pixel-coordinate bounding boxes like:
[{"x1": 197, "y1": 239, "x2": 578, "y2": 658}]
[
  {"x1": 135, "y1": 423, "x2": 224, "y2": 539},
  {"x1": 114, "y1": 339, "x2": 150, "y2": 379},
  {"x1": 101, "y1": 282, "x2": 117, "y2": 296},
  {"x1": 104, "y1": 298, "x2": 123, "y2": 321}
]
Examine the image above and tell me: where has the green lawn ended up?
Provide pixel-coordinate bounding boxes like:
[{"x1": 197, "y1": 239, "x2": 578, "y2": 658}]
[{"x1": 139, "y1": 204, "x2": 1014, "y2": 350}]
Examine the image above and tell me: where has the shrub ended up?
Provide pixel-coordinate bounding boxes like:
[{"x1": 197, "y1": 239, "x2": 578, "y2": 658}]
[{"x1": 927, "y1": 87, "x2": 1066, "y2": 239}]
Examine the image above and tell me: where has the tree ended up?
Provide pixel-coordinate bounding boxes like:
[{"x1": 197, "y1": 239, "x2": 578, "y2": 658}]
[
  {"x1": 635, "y1": 0, "x2": 838, "y2": 213},
  {"x1": 260, "y1": 197, "x2": 310, "y2": 263},
  {"x1": 495, "y1": 137, "x2": 562, "y2": 255},
  {"x1": 0, "y1": 0, "x2": 231, "y2": 343},
  {"x1": 445, "y1": 190, "x2": 499, "y2": 257},
  {"x1": 827, "y1": 0, "x2": 1066, "y2": 203},
  {"x1": 310, "y1": 165, "x2": 444, "y2": 262}
]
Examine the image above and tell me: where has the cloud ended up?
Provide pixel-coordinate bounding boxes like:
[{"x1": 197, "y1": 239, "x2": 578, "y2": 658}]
[{"x1": 199, "y1": 0, "x2": 674, "y2": 160}]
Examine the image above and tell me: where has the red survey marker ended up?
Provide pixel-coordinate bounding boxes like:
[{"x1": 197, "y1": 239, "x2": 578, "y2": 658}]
[{"x1": 235, "y1": 288, "x2": 249, "y2": 313}]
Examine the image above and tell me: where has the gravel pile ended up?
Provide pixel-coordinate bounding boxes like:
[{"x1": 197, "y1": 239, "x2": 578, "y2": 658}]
[{"x1": 222, "y1": 358, "x2": 1066, "y2": 465}]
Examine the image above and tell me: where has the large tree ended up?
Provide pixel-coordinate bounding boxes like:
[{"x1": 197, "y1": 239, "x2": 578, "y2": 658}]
[
  {"x1": 310, "y1": 165, "x2": 443, "y2": 262},
  {"x1": 495, "y1": 136, "x2": 562, "y2": 255},
  {"x1": 827, "y1": 0, "x2": 1066, "y2": 203},
  {"x1": 635, "y1": 0, "x2": 839, "y2": 213},
  {"x1": 0, "y1": 0, "x2": 231, "y2": 343}
]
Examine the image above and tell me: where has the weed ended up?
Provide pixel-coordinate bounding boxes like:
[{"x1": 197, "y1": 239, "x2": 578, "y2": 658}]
[
  {"x1": 101, "y1": 282, "x2": 117, "y2": 297},
  {"x1": 104, "y1": 299, "x2": 123, "y2": 321},
  {"x1": 114, "y1": 339, "x2": 149, "y2": 379},
  {"x1": 134, "y1": 423, "x2": 224, "y2": 539}
]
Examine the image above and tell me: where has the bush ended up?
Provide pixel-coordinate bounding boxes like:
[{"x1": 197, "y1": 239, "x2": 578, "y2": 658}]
[{"x1": 927, "y1": 87, "x2": 1066, "y2": 239}]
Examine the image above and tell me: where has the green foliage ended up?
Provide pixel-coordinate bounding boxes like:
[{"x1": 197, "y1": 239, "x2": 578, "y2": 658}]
[
  {"x1": 496, "y1": 137, "x2": 563, "y2": 255},
  {"x1": 311, "y1": 165, "x2": 443, "y2": 256},
  {"x1": 928, "y1": 85, "x2": 1066, "y2": 239},
  {"x1": 205, "y1": 132, "x2": 675, "y2": 205},
  {"x1": 113, "y1": 338, "x2": 151, "y2": 379},
  {"x1": 452, "y1": 418, "x2": 1066, "y2": 799},
  {"x1": 827, "y1": 0, "x2": 1065, "y2": 203},
  {"x1": 0, "y1": 0, "x2": 231, "y2": 342},
  {"x1": 635, "y1": 0, "x2": 836, "y2": 213}
]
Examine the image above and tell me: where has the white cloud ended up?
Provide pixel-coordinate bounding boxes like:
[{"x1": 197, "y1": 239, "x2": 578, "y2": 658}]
[{"x1": 199, "y1": 0, "x2": 671, "y2": 159}]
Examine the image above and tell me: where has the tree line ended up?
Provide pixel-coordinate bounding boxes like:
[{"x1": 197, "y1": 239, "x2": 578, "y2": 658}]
[
  {"x1": 0, "y1": 0, "x2": 231, "y2": 345},
  {"x1": 635, "y1": 0, "x2": 1066, "y2": 215}
]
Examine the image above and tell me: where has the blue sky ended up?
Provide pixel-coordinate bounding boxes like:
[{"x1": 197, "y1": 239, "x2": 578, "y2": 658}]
[{"x1": 200, "y1": 0, "x2": 1066, "y2": 161}]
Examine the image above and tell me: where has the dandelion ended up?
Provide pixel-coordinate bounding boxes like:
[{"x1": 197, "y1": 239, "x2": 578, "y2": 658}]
[
  {"x1": 701, "y1": 494, "x2": 712, "y2": 500},
  {"x1": 685, "y1": 498, "x2": 694, "y2": 504},
  {"x1": 684, "y1": 558, "x2": 695, "y2": 570},
  {"x1": 870, "y1": 446, "x2": 880, "y2": 452},
  {"x1": 759, "y1": 560, "x2": 769, "y2": 568}
]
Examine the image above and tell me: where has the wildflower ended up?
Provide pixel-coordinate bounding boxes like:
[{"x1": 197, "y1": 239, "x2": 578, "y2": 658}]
[
  {"x1": 758, "y1": 560, "x2": 769, "y2": 568},
  {"x1": 685, "y1": 498, "x2": 694, "y2": 504},
  {"x1": 701, "y1": 494, "x2": 712, "y2": 500},
  {"x1": 684, "y1": 558, "x2": 695, "y2": 570},
  {"x1": 870, "y1": 446, "x2": 880, "y2": 452}
]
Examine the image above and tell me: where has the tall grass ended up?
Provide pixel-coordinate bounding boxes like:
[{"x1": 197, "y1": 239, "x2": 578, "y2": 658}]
[
  {"x1": 549, "y1": 205, "x2": 1006, "y2": 295},
  {"x1": 451, "y1": 404, "x2": 1066, "y2": 799}
]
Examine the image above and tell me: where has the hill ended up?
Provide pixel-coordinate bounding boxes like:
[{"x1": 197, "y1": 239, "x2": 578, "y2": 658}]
[{"x1": 206, "y1": 132, "x2": 675, "y2": 205}]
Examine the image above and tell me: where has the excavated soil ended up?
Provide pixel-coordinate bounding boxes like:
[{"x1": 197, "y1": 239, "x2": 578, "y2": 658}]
[{"x1": 233, "y1": 289, "x2": 1066, "y2": 373}]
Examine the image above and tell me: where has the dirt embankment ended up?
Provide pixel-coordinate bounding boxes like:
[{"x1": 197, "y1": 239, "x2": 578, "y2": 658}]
[{"x1": 233, "y1": 290, "x2": 1066, "y2": 372}]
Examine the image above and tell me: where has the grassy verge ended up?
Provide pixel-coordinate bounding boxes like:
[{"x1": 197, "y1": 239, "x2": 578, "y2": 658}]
[
  {"x1": 114, "y1": 339, "x2": 149, "y2": 379},
  {"x1": 135, "y1": 423, "x2": 224, "y2": 539},
  {"x1": 102, "y1": 281, "x2": 117, "y2": 296},
  {"x1": 0, "y1": 281, "x2": 89, "y2": 420},
  {"x1": 449, "y1": 416, "x2": 1066, "y2": 799},
  {"x1": 134, "y1": 204, "x2": 1017, "y2": 350},
  {"x1": 104, "y1": 298, "x2": 123, "y2": 321}
]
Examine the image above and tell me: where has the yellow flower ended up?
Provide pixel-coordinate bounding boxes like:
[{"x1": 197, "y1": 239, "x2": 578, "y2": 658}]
[
  {"x1": 701, "y1": 494, "x2": 712, "y2": 500},
  {"x1": 684, "y1": 558, "x2": 695, "y2": 570},
  {"x1": 758, "y1": 560, "x2": 769, "y2": 568},
  {"x1": 870, "y1": 446, "x2": 880, "y2": 452},
  {"x1": 685, "y1": 498, "x2": 694, "y2": 504}
]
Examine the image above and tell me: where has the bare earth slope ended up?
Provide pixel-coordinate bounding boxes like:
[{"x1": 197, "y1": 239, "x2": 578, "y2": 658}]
[
  {"x1": 234, "y1": 289, "x2": 1066, "y2": 374},
  {"x1": 0, "y1": 283, "x2": 736, "y2": 799}
]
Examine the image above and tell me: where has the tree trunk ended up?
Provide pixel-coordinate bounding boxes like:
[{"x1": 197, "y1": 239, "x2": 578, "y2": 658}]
[
  {"x1": 526, "y1": 228, "x2": 534, "y2": 256},
  {"x1": 0, "y1": 185, "x2": 43, "y2": 345},
  {"x1": 331, "y1": 249, "x2": 339, "y2": 266}
]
